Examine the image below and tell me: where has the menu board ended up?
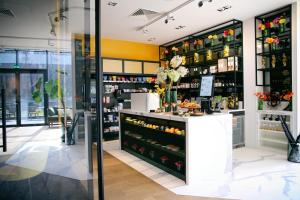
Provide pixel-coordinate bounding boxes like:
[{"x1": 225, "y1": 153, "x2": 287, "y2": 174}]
[{"x1": 200, "y1": 75, "x2": 214, "y2": 97}]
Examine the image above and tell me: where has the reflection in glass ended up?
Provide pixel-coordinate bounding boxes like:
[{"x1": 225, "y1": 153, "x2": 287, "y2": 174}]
[
  {"x1": 0, "y1": 73, "x2": 17, "y2": 125},
  {"x1": 20, "y1": 73, "x2": 45, "y2": 124}
]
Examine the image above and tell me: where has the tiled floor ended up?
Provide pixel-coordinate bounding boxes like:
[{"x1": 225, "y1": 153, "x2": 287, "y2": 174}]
[
  {"x1": 104, "y1": 140, "x2": 300, "y2": 200},
  {"x1": 1, "y1": 126, "x2": 95, "y2": 180},
  {"x1": 0, "y1": 126, "x2": 99, "y2": 200},
  {"x1": 0, "y1": 162, "x2": 95, "y2": 200}
]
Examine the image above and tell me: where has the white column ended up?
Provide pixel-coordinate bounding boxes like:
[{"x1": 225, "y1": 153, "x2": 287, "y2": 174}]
[{"x1": 243, "y1": 18, "x2": 258, "y2": 148}]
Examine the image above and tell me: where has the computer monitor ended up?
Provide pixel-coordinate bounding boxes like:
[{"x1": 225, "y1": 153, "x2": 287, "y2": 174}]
[{"x1": 199, "y1": 75, "x2": 214, "y2": 97}]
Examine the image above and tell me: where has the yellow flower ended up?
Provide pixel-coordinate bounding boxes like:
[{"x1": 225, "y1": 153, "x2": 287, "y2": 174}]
[
  {"x1": 172, "y1": 46, "x2": 179, "y2": 51},
  {"x1": 208, "y1": 35, "x2": 213, "y2": 40},
  {"x1": 212, "y1": 34, "x2": 218, "y2": 40},
  {"x1": 279, "y1": 18, "x2": 286, "y2": 24},
  {"x1": 229, "y1": 29, "x2": 234, "y2": 36}
]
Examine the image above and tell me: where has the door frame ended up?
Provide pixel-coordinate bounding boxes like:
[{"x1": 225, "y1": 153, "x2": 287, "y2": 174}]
[{"x1": 0, "y1": 68, "x2": 48, "y2": 127}]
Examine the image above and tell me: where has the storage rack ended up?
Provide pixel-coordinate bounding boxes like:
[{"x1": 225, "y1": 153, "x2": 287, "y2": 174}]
[
  {"x1": 159, "y1": 19, "x2": 244, "y2": 103},
  {"x1": 95, "y1": 58, "x2": 159, "y2": 141},
  {"x1": 255, "y1": 5, "x2": 292, "y2": 96}
]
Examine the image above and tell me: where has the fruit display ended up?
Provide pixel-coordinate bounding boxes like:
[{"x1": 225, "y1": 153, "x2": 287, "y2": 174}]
[
  {"x1": 125, "y1": 117, "x2": 185, "y2": 136},
  {"x1": 179, "y1": 100, "x2": 200, "y2": 109}
]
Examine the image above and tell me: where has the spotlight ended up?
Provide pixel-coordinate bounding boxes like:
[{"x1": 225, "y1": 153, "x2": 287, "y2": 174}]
[
  {"x1": 50, "y1": 27, "x2": 56, "y2": 36},
  {"x1": 165, "y1": 18, "x2": 169, "y2": 24},
  {"x1": 198, "y1": 1, "x2": 203, "y2": 7}
]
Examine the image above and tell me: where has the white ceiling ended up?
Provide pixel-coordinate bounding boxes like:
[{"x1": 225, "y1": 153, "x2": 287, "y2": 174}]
[{"x1": 101, "y1": 0, "x2": 296, "y2": 45}]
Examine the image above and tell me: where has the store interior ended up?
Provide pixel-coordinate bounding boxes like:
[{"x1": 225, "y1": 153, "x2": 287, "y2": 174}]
[{"x1": 0, "y1": 0, "x2": 300, "y2": 200}]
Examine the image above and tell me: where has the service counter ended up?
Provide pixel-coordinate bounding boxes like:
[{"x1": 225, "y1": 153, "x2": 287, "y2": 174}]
[{"x1": 119, "y1": 110, "x2": 232, "y2": 185}]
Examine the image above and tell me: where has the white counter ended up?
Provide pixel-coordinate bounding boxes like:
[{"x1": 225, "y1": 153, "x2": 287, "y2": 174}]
[{"x1": 119, "y1": 110, "x2": 233, "y2": 186}]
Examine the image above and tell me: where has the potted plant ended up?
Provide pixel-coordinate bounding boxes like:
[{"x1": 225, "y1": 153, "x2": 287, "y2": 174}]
[
  {"x1": 175, "y1": 161, "x2": 183, "y2": 171},
  {"x1": 160, "y1": 155, "x2": 169, "y2": 164}
]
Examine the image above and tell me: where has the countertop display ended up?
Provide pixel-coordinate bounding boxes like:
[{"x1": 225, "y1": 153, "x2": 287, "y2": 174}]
[{"x1": 119, "y1": 109, "x2": 232, "y2": 185}]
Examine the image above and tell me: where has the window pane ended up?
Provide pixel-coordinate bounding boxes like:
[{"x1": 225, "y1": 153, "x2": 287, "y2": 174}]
[
  {"x1": 18, "y1": 51, "x2": 47, "y2": 69},
  {"x1": 0, "y1": 50, "x2": 16, "y2": 68},
  {"x1": 48, "y1": 52, "x2": 72, "y2": 109}
]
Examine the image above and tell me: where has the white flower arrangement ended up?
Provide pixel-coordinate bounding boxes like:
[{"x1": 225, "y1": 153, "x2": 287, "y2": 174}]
[{"x1": 156, "y1": 55, "x2": 188, "y2": 87}]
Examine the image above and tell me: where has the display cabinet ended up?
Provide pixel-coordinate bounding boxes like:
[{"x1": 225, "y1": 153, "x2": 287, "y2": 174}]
[
  {"x1": 255, "y1": 5, "x2": 292, "y2": 96},
  {"x1": 120, "y1": 112, "x2": 186, "y2": 180},
  {"x1": 159, "y1": 19, "x2": 243, "y2": 104},
  {"x1": 102, "y1": 74, "x2": 156, "y2": 141}
]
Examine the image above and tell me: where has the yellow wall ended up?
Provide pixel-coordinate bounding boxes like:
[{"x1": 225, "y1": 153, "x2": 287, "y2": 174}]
[
  {"x1": 101, "y1": 38, "x2": 159, "y2": 61},
  {"x1": 72, "y1": 34, "x2": 159, "y2": 62}
]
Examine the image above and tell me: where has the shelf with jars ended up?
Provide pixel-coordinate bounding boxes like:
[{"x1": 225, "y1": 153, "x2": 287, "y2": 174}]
[
  {"x1": 159, "y1": 19, "x2": 243, "y2": 104},
  {"x1": 102, "y1": 73, "x2": 157, "y2": 141},
  {"x1": 255, "y1": 5, "x2": 292, "y2": 103}
]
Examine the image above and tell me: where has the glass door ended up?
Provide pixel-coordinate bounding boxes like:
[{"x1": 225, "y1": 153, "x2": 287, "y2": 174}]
[
  {"x1": 20, "y1": 73, "x2": 46, "y2": 125},
  {"x1": 0, "y1": 73, "x2": 17, "y2": 126}
]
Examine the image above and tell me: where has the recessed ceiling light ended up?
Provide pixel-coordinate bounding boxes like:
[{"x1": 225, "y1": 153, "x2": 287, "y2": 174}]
[
  {"x1": 175, "y1": 25, "x2": 186, "y2": 30},
  {"x1": 217, "y1": 5, "x2": 232, "y2": 12},
  {"x1": 107, "y1": 1, "x2": 118, "y2": 6},
  {"x1": 142, "y1": 28, "x2": 149, "y2": 35},
  {"x1": 148, "y1": 37, "x2": 156, "y2": 42}
]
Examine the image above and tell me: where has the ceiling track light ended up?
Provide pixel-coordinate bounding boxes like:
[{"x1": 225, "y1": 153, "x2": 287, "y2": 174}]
[
  {"x1": 142, "y1": 27, "x2": 149, "y2": 35},
  {"x1": 175, "y1": 25, "x2": 186, "y2": 30},
  {"x1": 217, "y1": 5, "x2": 232, "y2": 12},
  {"x1": 164, "y1": 15, "x2": 175, "y2": 24},
  {"x1": 107, "y1": 1, "x2": 118, "y2": 6},
  {"x1": 198, "y1": 0, "x2": 213, "y2": 8}
]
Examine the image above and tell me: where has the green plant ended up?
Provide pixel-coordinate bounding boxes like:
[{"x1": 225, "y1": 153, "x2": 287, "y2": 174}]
[
  {"x1": 32, "y1": 78, "x2": 43, "y2": 104},
  {"x1": 45, "y1": 79, "x2": 64, "y2": 106}
]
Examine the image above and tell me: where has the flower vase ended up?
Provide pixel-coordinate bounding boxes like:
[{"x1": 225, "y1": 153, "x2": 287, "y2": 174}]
[
  {"x1": 280, "y1": 24, "x2": 285, "y2": 33},
  {"x1": 159, "y1": 97, "x2": 163, "y2": 109},
  {"x1": 258, "y1": 99, "x2": 264, "y2": 110},
  {"x1": 263, "y1": 29, "x2": 269, "y2": 37},
  {"x1": 165, "y1": 89, "x2": 171, "y2": 112},
  {"x1": 171, "y1": 89, "x2": 177, "y2": 112},
  {"x1": 226, "y1": 36, "x2": 232, "y2": 43},
  {"x1": 211, "y1": 40, "x2": 214, "y2": 46},
  {"x1": 271, "y1": 43, "x2": 276, "y2": 51}
]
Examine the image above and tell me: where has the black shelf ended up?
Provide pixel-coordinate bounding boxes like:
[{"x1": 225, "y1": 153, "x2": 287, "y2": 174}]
[
  {"x1": 122, "y1": 147, "x2": 185, "y2": 181},
  {"x1": 120, "y1": 113, "x2": 186, "y2": 181},
  {"x1": 102, "y1": 73, "x2": 156, "y2": 141},
  {"x1": 256, "y1": 48, "x2": 291, "y2": 57},
  {"x1": 255, "y1": 4, "x2": 292, "y2": 98},
  {"x1": 159, "y1": 19, "x2": 244, "y2": 101}
]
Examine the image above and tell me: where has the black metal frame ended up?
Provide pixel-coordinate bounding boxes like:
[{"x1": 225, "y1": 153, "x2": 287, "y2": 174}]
[
  {"x1": 254, "y1": 5, "x2": 292, "y2": 91},
  {"x1": 1, "y1": 89, "x2": 7, "y2": 152},
  {"x1": 95, "y1": 0, "x2": 104, "y2": 199},
  {"x1": 0, "y1": 68, "x2": 48, "y2": 127}
]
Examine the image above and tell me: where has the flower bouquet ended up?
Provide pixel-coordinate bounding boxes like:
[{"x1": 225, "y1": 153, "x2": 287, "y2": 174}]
[
  {"x1": 194, "y1": 39, "x2": 203, "y2": 50},
  {"x1": 279, "y1": 15, "x2": 286, "y2": 33},
  {"x1": 223, "y1": 29, "x2": 234, "y2": 42},
  {"x1": 255, "y1": 92, "x2": 269, "y2": 110},
  {"x1": 208, "y1": 34, "x2": 218, "y2": 46},
  {"x1": 160, "y1": 156, "x2": 169, "y2": 164},
  {"x1": 156, "y1": 50, "x2": 189, "y2": 112},
  {"x1": 282, "y1": 90, "x2": 294, "y2": 111},
  {"x1": 183, "y1": 41, "x2": 189, "y2": 53},
  {"x1": 265, "y1": 37, "x2": 280, "y2": 50},
  {"x1": 175, "y1": 161, "x2": 184, "y2": 171}
]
